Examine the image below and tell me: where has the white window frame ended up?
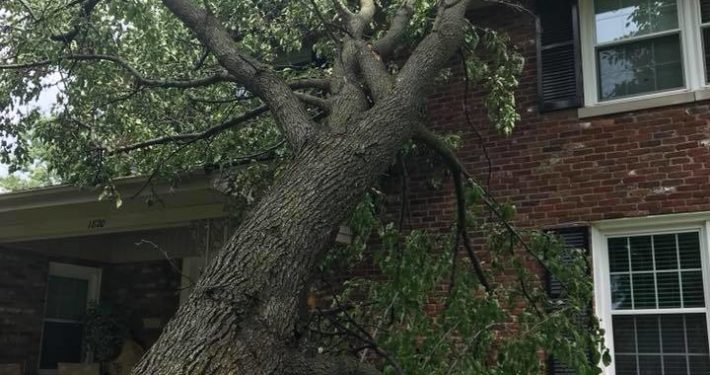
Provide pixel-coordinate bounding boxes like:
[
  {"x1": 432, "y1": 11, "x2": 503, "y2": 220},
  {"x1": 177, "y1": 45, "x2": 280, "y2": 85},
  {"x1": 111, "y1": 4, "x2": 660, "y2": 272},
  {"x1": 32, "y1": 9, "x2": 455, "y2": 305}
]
[
  {"x1": 38, "y1": 263, "x2": 102, "y2": 375},
  {"x1": 579, "y1": 0, "x2": 709, "y2": 109},
  {"x1": 592, "y1": 213, "x2": 710, "y2": 375}
]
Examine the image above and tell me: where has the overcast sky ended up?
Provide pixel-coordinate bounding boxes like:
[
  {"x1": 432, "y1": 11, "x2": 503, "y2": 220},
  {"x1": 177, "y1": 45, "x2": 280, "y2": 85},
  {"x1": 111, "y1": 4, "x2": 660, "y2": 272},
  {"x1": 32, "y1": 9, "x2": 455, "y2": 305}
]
[{"x1": 1, "y1": 74, "x2": 61, "y2": 177}]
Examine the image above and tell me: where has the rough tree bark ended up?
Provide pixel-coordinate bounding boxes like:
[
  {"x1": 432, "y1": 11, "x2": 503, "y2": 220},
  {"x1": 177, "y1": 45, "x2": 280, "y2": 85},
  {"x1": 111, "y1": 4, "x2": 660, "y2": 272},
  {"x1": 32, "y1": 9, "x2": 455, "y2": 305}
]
[{"x1": 132, "y1": 0, "x2": 475, "y2": 373}]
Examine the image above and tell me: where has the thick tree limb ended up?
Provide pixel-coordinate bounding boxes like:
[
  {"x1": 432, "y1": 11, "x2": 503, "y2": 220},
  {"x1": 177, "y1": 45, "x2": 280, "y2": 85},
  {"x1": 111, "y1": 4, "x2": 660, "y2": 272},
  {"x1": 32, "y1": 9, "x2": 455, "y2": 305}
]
[
  {"x1": 288, "y1": 78, "x2": 332, "y2": 91},
  {"x1": 294, "y1": 92, "x2": 331, "y2": 112},
  {"x1": 112, "y1": 105, "x2": 269, "y2": 154},
  {"x1": 327, "y1": 40, "x2": 369, "y2": 126},
  {"x1": 371, "y1": 0, "x2": 417, "y2": 59},
  {"x1": 161, "y1": 0, "x2": 315, "y2": 150},
  {"x1": 332, "y1": 0, "x2": 355, "y2": 21},
  {"x1": 355, "y1": 42, "x2": 393, "y2": 102},
  {"x1": 357, "y1": 0, "x2": 376, "y2": 23},
  {"x1": 0, "y1": 54, "x2": 233, "y2": 88},
  {"x1": 397, "y1": 0, "x2": 472, "y2": 95}
]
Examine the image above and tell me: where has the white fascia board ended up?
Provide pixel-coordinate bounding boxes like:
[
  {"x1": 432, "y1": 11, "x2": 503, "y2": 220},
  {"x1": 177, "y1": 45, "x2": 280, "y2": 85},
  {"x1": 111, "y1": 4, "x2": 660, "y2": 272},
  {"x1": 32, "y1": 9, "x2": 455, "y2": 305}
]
[{"x1": 0, "y1": 172, "x2": 214, "y2": 213}]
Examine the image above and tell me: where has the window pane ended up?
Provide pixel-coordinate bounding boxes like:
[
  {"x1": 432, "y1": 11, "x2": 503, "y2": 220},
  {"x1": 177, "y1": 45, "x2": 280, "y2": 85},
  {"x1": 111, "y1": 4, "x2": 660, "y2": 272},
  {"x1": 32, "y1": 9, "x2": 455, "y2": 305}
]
[
  {"x1": 614, "y1": 315, "x2": 637, "y2": 353},
  {"x1": 633, "y1": 272, "x2": 657, "y2": 309},
  {"x1": 615, "y1": 354, "x2": 638, "y2": 374},
  {"x1": 637, "y1": 315, "x2": 661, "y2": 352},
  {"x1": 609, "y1": 237, "x2": 630, "y2": 272},
  {"x1": 595, "y1": 0, "x2": 678, "y2": 43},
  {"x1": 39, "y1": 321, "x2": 83, "y2": 369},
  {"x1": 630, "y1": 236, "x2": 653, "y2": 271},
  {"x1": 657, "y1": 272, "x2": 681, "y2": 308},
  {"x1": 638, "y1": 355, "x2": 662, "y2": 375},
  {"x1": 653, "y1": 234, "x2": 677, "y2": 270},
  {"x1": 597, "y1": 34, "x2": 683, "y2": 101},
  {"x1": 660, "y1": 314, "x2": 686, "y2": 354},
  {"x1": 690, "y1": 356, "x2": 710, "y2": 373},
  {"x1": 663, "y1": 356, "x2": 688, "y2": 374},
  {"x1": 45, "y1": 276, "x2": 89, "y2": 321},
  {"x1": 701, "y1": 0, "x2": 710, "y2": 24},
  {"x1": 687, "y1": 314, "x2": 710, "y2": 354},
  {"x1": 613, "y1": 314, "x2": 710, "y2": 375},
  {"x1": 702, "y1": 27, "x2": 710, "y2": 83},
  {"x1": 682, "y1": 271, "x2": 705, "y2": 308},
  {"x1": 612, "y1": 274, "x2": 633, "y2": 309},
  {"x1": 678, "y1": 232, "x2": 702, "y2": 269}
]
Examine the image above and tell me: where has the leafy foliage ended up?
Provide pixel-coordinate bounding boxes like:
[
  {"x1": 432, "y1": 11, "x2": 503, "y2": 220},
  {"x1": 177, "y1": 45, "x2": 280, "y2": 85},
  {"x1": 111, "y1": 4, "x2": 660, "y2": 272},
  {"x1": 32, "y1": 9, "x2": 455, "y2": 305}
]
[{"x1": 313, "y1": 191, "x2": 608, "y2": 374}]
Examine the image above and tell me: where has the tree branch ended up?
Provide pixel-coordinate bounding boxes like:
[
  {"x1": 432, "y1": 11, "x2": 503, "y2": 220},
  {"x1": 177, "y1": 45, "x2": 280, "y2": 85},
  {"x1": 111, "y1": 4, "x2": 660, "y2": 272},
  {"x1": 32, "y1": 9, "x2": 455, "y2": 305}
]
[
  {"x1": 112, "y1": 104, "x2": 269, "y2": 154},
  {"x1": 50, "y1": 0, "x2": 103, "y2": 44},
  {"x1": 288, "y1": 78, "x2": 332, "y2": 91},
  {"x1": 413, "y1": 127, "x2": 560, "y2": 291},
  {"x1": 161, "y1": 0, "x2": 315, "y2": 150},
  {"x1": 371, "y1": 0, "x2": 416, "y2": 59},
  {"x1": 397, "y1": 0, "x2": 472, "y2": 95},
  {"x1": 412, "y1": 128, "x2": 492, "y2": 293},
  {"x1": 357, "y1": 0, "x2": 376, "y2": 23},
  {"x1": 331, "y1": 0, "x2": 355, "y2": 21},
  {"x1": 294, "y1": 92, "x2": 331, "y2": 112},
  {"x1": 0, "y1": 54, "x2": 233, "y2": 88},
  {"x1": 355, "y1": 42, "x2": 393, "y2": 102}
]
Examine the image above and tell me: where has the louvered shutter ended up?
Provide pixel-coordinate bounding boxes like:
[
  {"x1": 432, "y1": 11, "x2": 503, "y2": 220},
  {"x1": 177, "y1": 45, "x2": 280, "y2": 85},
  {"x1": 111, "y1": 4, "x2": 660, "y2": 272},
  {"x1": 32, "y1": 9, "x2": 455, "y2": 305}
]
[
  {"x1": 536, "y1": 0, "x2": 583, "y2": 112},
  {"x1": 547, "y1": 226, "x2": 590, "y2": 375}
]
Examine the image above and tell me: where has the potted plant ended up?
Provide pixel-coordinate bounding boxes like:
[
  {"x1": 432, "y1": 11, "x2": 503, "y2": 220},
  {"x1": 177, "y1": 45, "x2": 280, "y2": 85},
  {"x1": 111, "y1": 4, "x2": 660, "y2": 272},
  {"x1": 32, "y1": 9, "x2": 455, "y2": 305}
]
[{"x1": 83, "y1": 303, "x2": 127, "y2": 373}]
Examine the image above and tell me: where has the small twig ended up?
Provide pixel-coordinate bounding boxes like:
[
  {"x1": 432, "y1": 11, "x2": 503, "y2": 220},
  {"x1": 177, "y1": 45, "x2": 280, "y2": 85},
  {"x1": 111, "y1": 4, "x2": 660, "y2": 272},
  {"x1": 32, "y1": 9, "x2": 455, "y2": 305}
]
[{"x1": 135, "y1": 239, "x2": 194, "y2": 286}]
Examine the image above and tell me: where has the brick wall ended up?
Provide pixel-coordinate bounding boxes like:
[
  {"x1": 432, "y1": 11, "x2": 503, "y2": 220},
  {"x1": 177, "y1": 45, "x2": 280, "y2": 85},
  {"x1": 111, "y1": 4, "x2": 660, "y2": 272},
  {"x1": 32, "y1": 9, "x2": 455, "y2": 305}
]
[
  {"x1": 407, "y1": 5, "x2": 710, "y2": 233},
  {"x1": 0, "y1": 248, "x2": 48, "y2": 373},
  {"x1": 101, "y1": 260, "x2": 182, "y2": 350}
]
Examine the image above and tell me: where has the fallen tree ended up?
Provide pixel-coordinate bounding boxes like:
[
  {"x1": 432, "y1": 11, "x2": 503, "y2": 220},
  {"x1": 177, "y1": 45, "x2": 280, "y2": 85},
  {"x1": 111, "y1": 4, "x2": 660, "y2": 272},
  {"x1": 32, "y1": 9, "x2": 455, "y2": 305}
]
[{"x1": 0, "y1": 0, "x2": 606, "y2": 373}]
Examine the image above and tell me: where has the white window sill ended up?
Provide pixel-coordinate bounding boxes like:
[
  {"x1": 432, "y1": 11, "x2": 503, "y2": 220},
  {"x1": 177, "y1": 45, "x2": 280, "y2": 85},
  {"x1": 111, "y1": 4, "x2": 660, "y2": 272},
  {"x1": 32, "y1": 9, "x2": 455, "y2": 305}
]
[{"x1": 577, "y1": 89, "x2": 710, "y2": 119}]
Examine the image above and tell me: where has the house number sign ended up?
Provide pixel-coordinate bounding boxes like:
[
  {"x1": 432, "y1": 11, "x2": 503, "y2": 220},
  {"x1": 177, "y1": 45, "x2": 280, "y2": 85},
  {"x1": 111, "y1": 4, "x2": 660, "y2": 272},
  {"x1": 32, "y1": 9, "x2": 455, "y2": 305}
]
[{"x1": 87, "y1": 218, "x2": 107, "y2": 229}]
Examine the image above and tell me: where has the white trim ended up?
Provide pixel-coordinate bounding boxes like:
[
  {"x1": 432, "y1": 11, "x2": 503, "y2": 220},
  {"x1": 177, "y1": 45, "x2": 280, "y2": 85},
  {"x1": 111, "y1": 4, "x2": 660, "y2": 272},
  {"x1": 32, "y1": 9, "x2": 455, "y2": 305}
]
[
  {"x1": 592, "y1": 213, "x2": 710, "y2": 375},
  {"x1": 579, "y1": 0, "x2": 709, "y2": 110},
  {"x1": 48, "y1": 262, "x2": 102, "y2": 304}
]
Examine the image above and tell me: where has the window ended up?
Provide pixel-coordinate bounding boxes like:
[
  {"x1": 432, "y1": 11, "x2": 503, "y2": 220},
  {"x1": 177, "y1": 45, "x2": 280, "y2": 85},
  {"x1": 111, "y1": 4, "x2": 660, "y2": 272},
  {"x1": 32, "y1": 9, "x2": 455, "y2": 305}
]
[
  {"x1": 38, "y1": 263, "x2": 101, "y2": 374},
  {"x1": 594, "y1": 0, "x2": 684, "y2": 100},
  {"x1": 593, "y1": 218, "x2": 710, "y2": 375},
  {"x1": 579, "y1": 0, "x2": 710, "y2": 107}
]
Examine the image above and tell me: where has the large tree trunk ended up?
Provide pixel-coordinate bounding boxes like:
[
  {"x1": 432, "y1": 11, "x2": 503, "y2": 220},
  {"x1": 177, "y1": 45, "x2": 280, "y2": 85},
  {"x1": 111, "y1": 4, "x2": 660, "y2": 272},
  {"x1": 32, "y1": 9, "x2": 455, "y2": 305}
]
[
  {"x1": 131, "y1": 0, "x2": 472, "y2": 372},
  {"x1": 132, "y1": 99, "x2": 422, "y2": 374}
]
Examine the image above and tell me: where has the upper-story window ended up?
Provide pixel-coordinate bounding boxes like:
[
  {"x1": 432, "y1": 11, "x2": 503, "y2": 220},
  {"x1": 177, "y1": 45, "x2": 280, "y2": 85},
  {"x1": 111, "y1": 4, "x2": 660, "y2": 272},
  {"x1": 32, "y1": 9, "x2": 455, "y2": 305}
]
[
  {"x1": 571, "y1": 0, "x2": 710, "y2": 109},
  {"x1": 593, "y1": 0, "x2": 684, "y2": 101}
]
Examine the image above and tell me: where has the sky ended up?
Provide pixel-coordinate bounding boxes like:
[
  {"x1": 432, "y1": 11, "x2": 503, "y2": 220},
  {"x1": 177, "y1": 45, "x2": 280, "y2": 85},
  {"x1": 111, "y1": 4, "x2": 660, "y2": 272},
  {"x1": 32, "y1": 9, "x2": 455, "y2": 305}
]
[{"x1": 0, "y1": 74, "x2": 61, "y2": 177}]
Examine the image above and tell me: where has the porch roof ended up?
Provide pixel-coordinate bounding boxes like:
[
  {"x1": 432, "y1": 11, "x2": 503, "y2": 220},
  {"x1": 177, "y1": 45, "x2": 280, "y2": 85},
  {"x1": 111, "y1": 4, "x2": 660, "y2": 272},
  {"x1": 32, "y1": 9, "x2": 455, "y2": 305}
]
[{"x1": 0, "y1": 173, "x2": 228, "y2": 243}]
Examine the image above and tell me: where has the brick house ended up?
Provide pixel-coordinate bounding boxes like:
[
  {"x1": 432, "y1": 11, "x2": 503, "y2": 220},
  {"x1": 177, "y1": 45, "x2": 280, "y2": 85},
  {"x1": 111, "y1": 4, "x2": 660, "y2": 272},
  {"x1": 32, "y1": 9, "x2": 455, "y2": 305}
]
[
  {"x1": 3, "y1": 0, "x2": 710, "y2": 374},
  {"x1": 431, "y1": 1, "x2": 710, "y2": 374}
]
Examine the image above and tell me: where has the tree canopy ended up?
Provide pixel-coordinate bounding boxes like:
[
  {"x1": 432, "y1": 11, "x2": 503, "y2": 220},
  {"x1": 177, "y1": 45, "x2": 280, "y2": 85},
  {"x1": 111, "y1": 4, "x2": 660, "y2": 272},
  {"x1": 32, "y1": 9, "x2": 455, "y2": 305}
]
[{"x1": 0, "y1": 1, "x2": 607, "y2": 374}]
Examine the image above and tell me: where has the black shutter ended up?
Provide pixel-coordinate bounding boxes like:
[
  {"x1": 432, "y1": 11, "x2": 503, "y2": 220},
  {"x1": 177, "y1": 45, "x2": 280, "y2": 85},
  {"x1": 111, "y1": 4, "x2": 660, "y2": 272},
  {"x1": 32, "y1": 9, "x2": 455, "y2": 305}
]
[
  {"x1": 536, "y1": 0, "x2": 583, "y2": 112},
  {"x1": 546, "y1": 226, "x2": 590, "y2": 375}
]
